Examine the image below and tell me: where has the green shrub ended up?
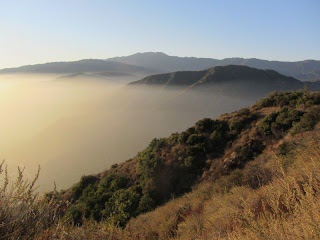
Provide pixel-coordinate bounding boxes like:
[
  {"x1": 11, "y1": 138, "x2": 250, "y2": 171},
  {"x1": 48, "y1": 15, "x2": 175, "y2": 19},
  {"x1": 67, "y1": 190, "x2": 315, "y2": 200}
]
[
  {"x1": 236, "y1": 107, "x2": 251, "y2": 117},
  {"x1": 72, "y1": 175, "x2": 99, "y2": 200},
  {"x1": 291, "y1": 106, "x2": 320, "y2": 134},
  {"x1": 258, "y1": 111, "x2": 279, "y2": 135},
  {"x1": 195, "y1": 118, "x2": 215, "y2": 133},
  {"x1": 97, "y1": 174, "x2": 128, "y2": 194},
  {"x1": 271, "y1": 107, "x2": 304, "y2": 135},
  {"x1": 186, "y1": 134, "x2": 204, "y2": 146},
  {"x1": 138, "y1": 193, "x2": 155, "y2": 213},
  {"x1": 233, "y1": 140, "x2": 264, "y2": 168},
  {"x1": 178, "y1": 131, "x2": 189, "y2": 144},
  {"x1": 255, "y1": 90, "x2": 320, "y2": 109},
  {"x1": 229, "y1": 120, "x2": 244, "y2": 134},
  {"x1": 104, "y1": 187, "x2": 142, "y2": 227},
  {"x1": 67, "y1": 204, "x2": 84, "y2": 225}
]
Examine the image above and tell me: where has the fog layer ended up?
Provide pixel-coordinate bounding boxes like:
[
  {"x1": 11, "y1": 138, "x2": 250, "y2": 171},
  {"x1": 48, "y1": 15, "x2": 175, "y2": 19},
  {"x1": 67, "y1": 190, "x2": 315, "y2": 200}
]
[{"x1": 0, "y1": 74, "x2": 253, "y2": 192}]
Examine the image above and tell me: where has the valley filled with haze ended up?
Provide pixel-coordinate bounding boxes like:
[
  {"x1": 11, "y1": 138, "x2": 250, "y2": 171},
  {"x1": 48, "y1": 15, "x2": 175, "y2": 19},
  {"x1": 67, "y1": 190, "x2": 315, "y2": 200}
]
[{"x1": 0, "y1": 73, "x2": 252, "y2": 191}]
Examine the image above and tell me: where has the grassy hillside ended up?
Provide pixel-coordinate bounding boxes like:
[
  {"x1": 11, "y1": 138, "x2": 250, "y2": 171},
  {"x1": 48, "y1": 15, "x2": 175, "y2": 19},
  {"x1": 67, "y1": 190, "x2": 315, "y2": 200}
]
[{"x1": 1, "y1": 89, "x2": 320, "y2": 239}]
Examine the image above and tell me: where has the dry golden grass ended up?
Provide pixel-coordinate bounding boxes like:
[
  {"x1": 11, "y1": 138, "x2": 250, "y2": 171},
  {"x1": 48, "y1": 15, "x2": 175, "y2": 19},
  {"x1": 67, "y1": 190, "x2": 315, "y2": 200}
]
[{"x1": 0, "y1": 163, "x2": 58, "y2": 240}]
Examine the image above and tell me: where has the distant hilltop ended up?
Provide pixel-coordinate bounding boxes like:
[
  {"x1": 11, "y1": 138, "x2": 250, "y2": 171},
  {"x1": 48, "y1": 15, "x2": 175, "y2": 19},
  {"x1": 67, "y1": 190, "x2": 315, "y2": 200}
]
[
  {"x1": 128, "y1": 65, "x2": 320, "y2": 101},
  {"x1": 1, "y1": 52, "x2": 320, "y2": 82}
]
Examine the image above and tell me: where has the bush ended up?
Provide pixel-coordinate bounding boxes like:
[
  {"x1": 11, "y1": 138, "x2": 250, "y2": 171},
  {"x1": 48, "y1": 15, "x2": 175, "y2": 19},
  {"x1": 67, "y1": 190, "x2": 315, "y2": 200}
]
[
  {"x1": 236, "y1": 107, "x2": 251, "y2": 117},
  {"x1": 111, "y1": 163, "x2": 118, "y2": 169},
  {"x1": 104, "y1": 187, "x2": 142, "y2": 227},
  {"x1": 233, "y1": 140, "x2": 264, "y2": 168},
  {"x1": 229, "y1": 120, "x2": 244, "y2": 134},
  {"x1": 138, "y1": 193, "x2": 155, "y2": 213},
  {"x1": 97, "y1": 174, "x2": 128, "y2": 194},
  {"x1": 72, "y1": 175, "x2": 99, "y2": 200},
  {"x1": 186, "y1": 134, "x2": 204, "y2": 146},
  {"x1": 291, "y1": 106, "x2": 320, "y2": 134},
  {"x1": 195, "y1": 118, "x2": 215, "y2": 133},
  {"x1": 277, "y1": 142, "x2": 296, "y2": 156},
  {"x1": 255, "y1": 90, "x2": 312, "y2": 108},
  {"x1": 258, "y1": 111, "x2": 279, "y2": 135},
  {"x1": 178, "y1": 132, "x2": 189, "y2": 144}
]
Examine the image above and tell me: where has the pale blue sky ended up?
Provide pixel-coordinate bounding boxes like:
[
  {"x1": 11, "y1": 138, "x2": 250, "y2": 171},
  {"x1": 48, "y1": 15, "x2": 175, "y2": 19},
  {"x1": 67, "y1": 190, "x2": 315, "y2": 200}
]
[{"x1": 0, "y1": 0, "x2": 319, "y2": 68}]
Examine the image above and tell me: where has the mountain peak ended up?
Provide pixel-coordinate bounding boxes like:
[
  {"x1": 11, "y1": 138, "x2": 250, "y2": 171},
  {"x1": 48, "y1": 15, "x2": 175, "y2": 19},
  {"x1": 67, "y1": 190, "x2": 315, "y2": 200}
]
[{"x1": 132, "y1": 52, "x2": 168, "y2": 56}]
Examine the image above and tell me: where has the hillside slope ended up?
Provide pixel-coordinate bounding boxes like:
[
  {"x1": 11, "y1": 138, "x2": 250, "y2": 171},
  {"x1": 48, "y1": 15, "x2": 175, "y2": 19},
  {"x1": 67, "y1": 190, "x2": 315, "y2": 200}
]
[
  {"x1": 120, "y1": 125, "x2": 320, "y2": 240},
  {"x1": 54, "y1": 90, "x2": 320, "y2": 230}
]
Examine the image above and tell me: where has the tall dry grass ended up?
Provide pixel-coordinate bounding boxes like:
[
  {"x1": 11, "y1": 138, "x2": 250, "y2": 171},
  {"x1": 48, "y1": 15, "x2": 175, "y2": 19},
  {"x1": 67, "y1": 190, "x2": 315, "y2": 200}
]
[{"x1": 0, "y1": 162, "x2": 57, "y2": 240}]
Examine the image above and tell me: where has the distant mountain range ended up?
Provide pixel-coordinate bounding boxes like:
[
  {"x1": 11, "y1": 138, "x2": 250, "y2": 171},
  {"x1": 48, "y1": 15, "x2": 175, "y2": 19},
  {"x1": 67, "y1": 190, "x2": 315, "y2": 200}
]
[
  {"x1": 0, "y1": 59, "x2": 153, "y2": 77},
  {"x1": 1, "y1": 52, "x2": 320, "y2": 82},
  {"x1": 109, "y1": 52, "x2": 320, "y2": 82},
  {"x1": 128, "y1": 65, "x2": 320, "y2": 101}
]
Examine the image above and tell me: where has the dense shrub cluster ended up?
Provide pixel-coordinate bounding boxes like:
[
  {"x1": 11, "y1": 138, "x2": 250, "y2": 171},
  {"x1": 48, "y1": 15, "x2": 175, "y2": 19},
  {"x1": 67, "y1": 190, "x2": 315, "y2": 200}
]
[
  {"x1": 256, "y1": 89, "x2": 320, "y2": 108},
  {"x1": 258, "y1": 107, "x2": 303, "y2": 136},
  {"x1": 137, "y1": 118, "x2": 232, "y2": 203},
  {"x1": 291, "y1": 106, "x2": 320, "y2": 134},
  {"x1": 68, "y1": 173, "x2": 155, "y2": 226}
]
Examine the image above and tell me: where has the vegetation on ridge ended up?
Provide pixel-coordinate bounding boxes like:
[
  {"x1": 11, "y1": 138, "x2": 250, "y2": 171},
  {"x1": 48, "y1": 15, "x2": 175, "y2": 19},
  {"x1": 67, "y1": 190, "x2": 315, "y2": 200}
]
[{"x1": 60, "y1": 89, "x2": 320, "y2": 227}]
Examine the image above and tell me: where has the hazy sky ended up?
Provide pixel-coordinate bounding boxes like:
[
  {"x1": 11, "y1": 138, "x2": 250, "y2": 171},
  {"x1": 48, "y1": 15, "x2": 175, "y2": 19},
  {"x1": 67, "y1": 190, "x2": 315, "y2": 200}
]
[{"x1": 1, "y1": 0, "x2": 319, "y2": 68}]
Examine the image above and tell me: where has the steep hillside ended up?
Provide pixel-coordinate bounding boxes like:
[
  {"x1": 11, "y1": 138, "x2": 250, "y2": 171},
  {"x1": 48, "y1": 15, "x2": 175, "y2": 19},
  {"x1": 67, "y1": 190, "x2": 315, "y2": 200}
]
[
  {"x1": 109, "y1": 52, "x2": 320, "y2": 81},
  {"x1": 53, "y1": 90, "x2": 320, "y2": 230},
  {"x1": 120, "y1": 126, "x2": 320, "y2": 240}
]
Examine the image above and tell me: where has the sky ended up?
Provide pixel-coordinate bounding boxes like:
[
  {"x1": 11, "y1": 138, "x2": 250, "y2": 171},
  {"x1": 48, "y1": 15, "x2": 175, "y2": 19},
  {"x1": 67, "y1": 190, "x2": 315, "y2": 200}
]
[{"x1": 0, "y1": 0, "x2": 319, "y2": 69}]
